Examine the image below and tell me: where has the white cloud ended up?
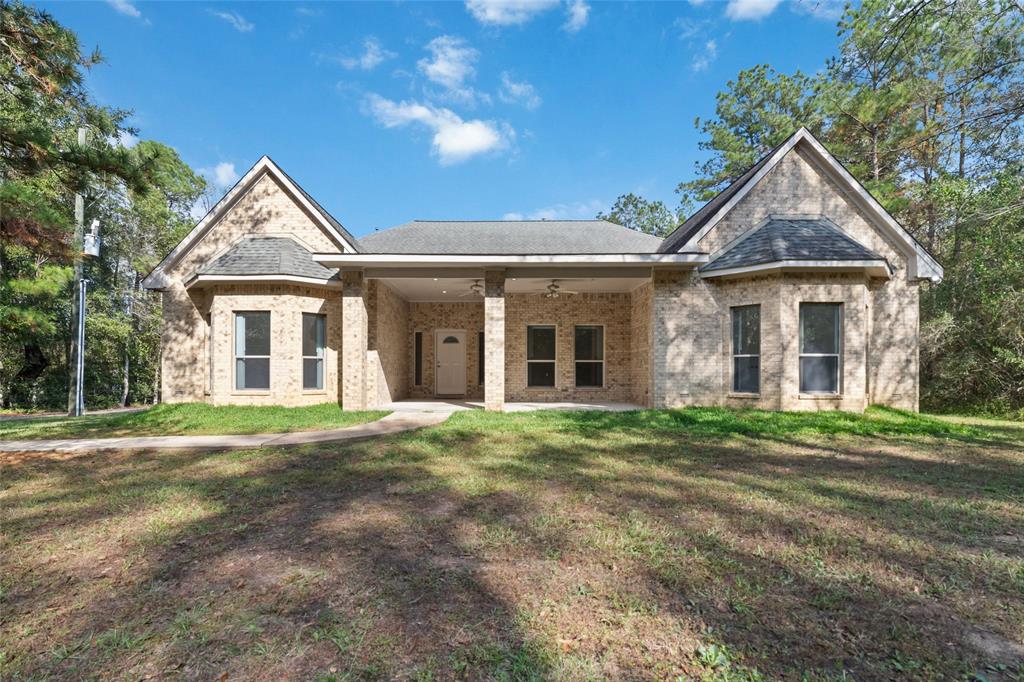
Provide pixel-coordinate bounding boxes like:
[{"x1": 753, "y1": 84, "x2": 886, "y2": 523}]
[
  {"x1": 563, "y1": 0, "x2": 590, "y2": 32},
  {"x1": 503, "y1": 199, "x2": 604, "y2": 221},
  {"x1": 363, "y1": 94, "x2": 512, "y2": 165},
  {"x1": 200, "y1": 162, "x2": 240, "y2": 189},
  {"x1": 115, "y1": 130, "x2": 139, "y2": 148},
  {"x1": 691, "y1": 39, "x2": 717, "y2": 72},
  {"x1": 418, "y1": 36, "x2": 478, "y2": 92},
  {"x1": 209, "y1": 10, "x2": 255, "y2": 32},
  {"x1": 465, "y1": 0, "x2": 560, "y2": 26},
  {"x1": 498, "y1": 72, "x2": 541, "y2": 110},
  {"x1": 106, "y1": 0, "x2": 146, "y2": 21},
  {"x1": 725, "y1": 0, "x2": 782, "y2": 20},
  {"x1": 790, "y1": 0, "x2": 845, "y2": 20},
  {"x1": 340, "y1": 37, "x2": 397, "y2": 70}
]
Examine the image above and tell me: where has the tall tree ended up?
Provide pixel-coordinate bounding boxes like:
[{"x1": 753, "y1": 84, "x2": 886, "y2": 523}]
[
  {"x1": 597, "y1": 193, "x2": 678, "y2": 236},
  {"x1": 675, "y1": 65, "x2": 823, "y2": 214}
]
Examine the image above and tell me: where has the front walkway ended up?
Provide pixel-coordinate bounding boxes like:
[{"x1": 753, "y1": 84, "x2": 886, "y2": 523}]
[
  {"x1": 0, "y1": 401, "x2": 644, "y2": 454},
  {"x1": 0, "y1": 411, "x2": 447, "y2": 454}
]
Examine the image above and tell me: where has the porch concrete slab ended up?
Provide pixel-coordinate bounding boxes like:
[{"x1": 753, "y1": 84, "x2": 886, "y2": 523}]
[
  {"x1": 0, "y1": 411, "x2": 447, "y2": 454},
  {"x1": 503, "y1": 401, "x2": 644, "y2": 412},
  {"x1": 381, "y1": 399, "x2": 643, "y2": 413}
]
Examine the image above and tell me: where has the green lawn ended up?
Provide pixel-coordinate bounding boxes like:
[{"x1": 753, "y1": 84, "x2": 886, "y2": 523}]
[
  {"x1": 2, "y1": 407, "x2": 1022, "y2": 680},
  {"x1": 0, "y1": 402, "x2": 388, "y2": 440}
]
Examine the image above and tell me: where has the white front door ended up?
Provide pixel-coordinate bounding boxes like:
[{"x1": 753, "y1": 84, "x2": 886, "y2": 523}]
[{"x1": 435, "y1": 330, "x2": 467, "y2": 396}]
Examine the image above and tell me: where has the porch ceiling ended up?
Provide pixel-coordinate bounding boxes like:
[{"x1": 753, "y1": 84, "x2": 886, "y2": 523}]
[{"x1": 379, "y1": 276, "x2": 649, "y2": 302}]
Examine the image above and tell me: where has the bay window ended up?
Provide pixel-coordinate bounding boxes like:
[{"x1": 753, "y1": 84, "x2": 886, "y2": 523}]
[
  {"x1": 234, "y1": 312, "x2": 270, "y2": 390},
  {"x1": 799, "y1": 303, "x2": 842, "y2": 394},
  {"x1": 731, "y1": 305, "x2": 760, "y2": 393}
]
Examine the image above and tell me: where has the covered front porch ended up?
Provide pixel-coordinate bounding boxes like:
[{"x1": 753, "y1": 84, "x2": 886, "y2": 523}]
[
  {"x1": 317, "y1": 255, "x2": 702, "y2": 412},
  {"x1": 380, "y1": 399, "x2": 645, "y2": 413}
]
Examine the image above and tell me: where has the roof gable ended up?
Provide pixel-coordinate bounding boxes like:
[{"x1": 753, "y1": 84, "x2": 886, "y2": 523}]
[
  {"x1": 659, "y1": 128, "x2": 943, "y2": 282},
  {"x1": 142, "y1": 156, "x2": 359, "y2": 289}
]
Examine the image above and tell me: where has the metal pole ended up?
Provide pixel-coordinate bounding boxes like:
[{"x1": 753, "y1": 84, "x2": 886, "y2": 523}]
[
  {"x1": 75, "y1": 278, "x2": 88, "y2": 416},
  {"x1": 68, "y1": 126, "x2": 87, "y2": 416}
]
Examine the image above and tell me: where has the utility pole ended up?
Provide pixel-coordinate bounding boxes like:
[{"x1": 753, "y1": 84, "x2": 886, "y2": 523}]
[{"x1": 67, "y1": 127, "x2": 86, "y2": 416}]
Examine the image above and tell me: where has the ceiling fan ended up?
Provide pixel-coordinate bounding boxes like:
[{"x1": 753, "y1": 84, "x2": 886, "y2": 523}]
[
  {"x1": 458, "y1": 279, "x2": 484, "y2": 297},
  {"x1": 544, "y1": 279, "x2": 578, "y2": 298}
]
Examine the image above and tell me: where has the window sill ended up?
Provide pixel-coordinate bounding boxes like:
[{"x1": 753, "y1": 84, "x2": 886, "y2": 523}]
[
  {"x1": 526, "y1": 386, "x2": 558, "y2": 391},
  {"x1": 798, "y1": 393, "x2": 842, "y2": 400},
  {"x1": 727, "y1": 392, "x2": 761, "y2": 399},
  {"x1": 302, "y1": 390, "x2": 327, "y2": 395},
  {"x1": 574, "y1": 386, "x2": 606, "y2": 391},
  {"x1": 231, "y1": 390, "x2": 271, "y2": 396}
]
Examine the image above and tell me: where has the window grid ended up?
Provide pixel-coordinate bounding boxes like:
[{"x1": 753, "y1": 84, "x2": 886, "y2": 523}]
[
  {"x1": 234, "y1": 311, "x2": 271, "y2": 391},
  {"x1": 731, "y1": 305, "x2": 760, "y2": 394},
  {"x1": 799, "y1": 303, "x2": 842, "y2": 395},
  {"x1": 302, "y1": 313, "x2": 325, "y2": 391},
  {"x1": 574, "y1": 325, "x2": 604, "y2": 388},
  {"x1": 527, "y1": 325, "x2": 556, "y2": 388}
]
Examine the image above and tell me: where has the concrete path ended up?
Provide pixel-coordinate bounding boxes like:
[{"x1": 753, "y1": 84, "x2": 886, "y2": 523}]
[{"x1": 0, "y1": 411, "x2": 449, "y2": 453}]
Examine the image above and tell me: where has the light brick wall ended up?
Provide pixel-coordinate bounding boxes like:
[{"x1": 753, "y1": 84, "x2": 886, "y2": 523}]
[
  {"x1": 160, "y1": 283, "x2": 210, "y2": 403},
  {"x1": 483, "y1": 272, "x2": 506, "y2": 410},
  {"x1": 205, "y1": 284, "x2": 341, "y2": 406},
  {"x1": 366, "y1": 280, "x2": 410, "y2": 405},
  {"x1": 171, "y1": 173, "x2": 342, "y2": 281},
  {"x1": 630, "y1": 282, "x2": 654, "y2": 407},
  {"x1": 503, "y1": 292, "x2": 634, "y2": 403},
  {"x1": 407, "y1": 301, "x2": 486, "y2": 400},
  {"x1": 341, "y1": 271, "x2": 367, "y2": 410}
]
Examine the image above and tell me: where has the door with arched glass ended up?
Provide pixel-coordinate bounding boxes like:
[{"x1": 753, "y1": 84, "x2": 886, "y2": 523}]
[{"x1": 434, "y1": 330, "x2": 467, "y2": 396}]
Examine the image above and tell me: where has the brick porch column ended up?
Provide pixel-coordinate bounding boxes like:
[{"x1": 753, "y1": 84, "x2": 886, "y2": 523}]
[
  {"x1": 483, "y1": 270, "x2": 506, "y2": 411},
  {"x1": 341, "y1": 270, "x2": 368, "y2": 410}
]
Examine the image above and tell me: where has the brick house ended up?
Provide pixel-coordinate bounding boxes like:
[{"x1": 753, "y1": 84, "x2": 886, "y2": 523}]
[{"x1": 142, "y1": 128, "x2": 942, "y2": 412}]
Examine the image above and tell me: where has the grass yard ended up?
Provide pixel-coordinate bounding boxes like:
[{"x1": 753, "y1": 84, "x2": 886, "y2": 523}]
[
  {"x1": 0, "y1": 402, "x2": 389, "y2": 440},
  {"x1": 2, "y1": 407, "x2": 1022, "y2": 680}
]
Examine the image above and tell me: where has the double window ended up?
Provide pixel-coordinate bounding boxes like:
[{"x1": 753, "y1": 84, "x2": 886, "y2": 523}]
[
  {"x1": 234, "y1": 312, "x2": 270, "y2": 390},
  {"x1": 574, "y1": 325, "x2": 604, "y2": 388},
  {"x1": 800, "y1": 303, "x2": 842, "y2": 394},
  {"x1": 731, "y1": 305, "x2": 760, "y2": 394},
  {"x1": 527, "y1": 325, "x2": 556, "y2": 387},
  {"x1": 302, "y1": 313, "x2": 326, "y2": 390}
]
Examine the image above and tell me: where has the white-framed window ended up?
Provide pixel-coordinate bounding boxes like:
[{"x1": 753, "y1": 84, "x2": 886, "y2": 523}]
[
  {"x1": 574, "y1": 325, "x2": 604, "y2": 388},
  {"x1": 302, "y1": 313, "x2": 325, "y2": 390},
  {"x1": 527, "y1": 325, "x2": 556, "y2": 387},
  {"x1": 799, "y1": 303, "x2": 842, "y2": 394},
  {"x1": 234, "y1": 311, "x2": 270, "y2": 390},
  {"x1": 731, "y1": 305, "x2": 760, "y2": 394}
]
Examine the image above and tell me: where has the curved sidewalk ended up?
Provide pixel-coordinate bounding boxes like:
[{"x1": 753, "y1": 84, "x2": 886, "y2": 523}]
[{"x1": 0, "y1": 411, "x2": 449, "y2": 453}]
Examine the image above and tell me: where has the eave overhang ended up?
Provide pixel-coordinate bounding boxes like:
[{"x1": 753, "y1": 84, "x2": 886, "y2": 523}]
[{"x1": 699, "y1": 259, "x2": 892, "y2": 280}]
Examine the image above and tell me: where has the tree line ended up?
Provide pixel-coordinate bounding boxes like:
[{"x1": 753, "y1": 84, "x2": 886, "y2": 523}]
[
  {"x1": 1, "y1": 2, "x2": 207, "y2": 411},
  {"x1": 601, "y1": 0, "x2": 1024, "y2": 417}
]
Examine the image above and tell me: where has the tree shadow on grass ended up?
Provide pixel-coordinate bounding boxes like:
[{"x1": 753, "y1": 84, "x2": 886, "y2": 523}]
[{"x1": 2, "y1": 409, "x2": 1022, "y2": 679}]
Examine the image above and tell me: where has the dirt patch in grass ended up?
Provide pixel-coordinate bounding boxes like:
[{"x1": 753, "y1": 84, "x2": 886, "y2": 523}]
[{"x1": 2, "y1": 408, "x2": 1022, "y2": 680}]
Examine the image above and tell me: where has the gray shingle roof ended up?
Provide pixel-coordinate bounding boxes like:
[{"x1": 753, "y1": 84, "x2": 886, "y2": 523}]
[
  {"x1": 198, "y1": 237, "x2": 339, "y2": 280},
  {"x1": 701, "y1": 218, "x2": 885, "y2": 272},
  {"x1": 356, "y1": 220, "x2": 665, "y2": 254}
]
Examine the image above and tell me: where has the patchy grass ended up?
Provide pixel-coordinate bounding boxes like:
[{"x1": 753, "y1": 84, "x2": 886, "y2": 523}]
[
  {"x1": 2, "y1": 407, "x2": 1022, "y2": 680},
  {"x1": 0, "y1": 402, "x2": 388, "y2": 440}
]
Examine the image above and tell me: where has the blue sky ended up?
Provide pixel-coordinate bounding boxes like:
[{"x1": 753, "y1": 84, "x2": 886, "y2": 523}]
[{"x1": 40, "y1": 0, "x2": 844, "y2": 237}]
